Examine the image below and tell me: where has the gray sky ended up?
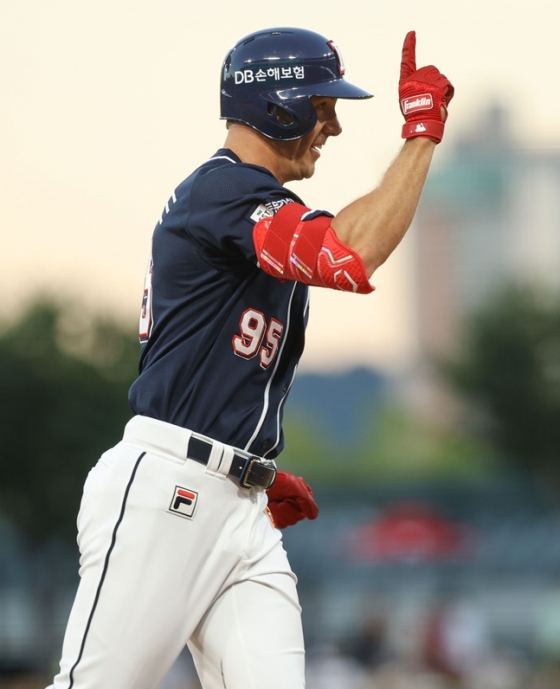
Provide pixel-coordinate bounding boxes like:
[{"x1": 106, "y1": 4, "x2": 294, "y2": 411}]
[{"x1": 2, "y1": 0, "x2": 559, "y2": 371}]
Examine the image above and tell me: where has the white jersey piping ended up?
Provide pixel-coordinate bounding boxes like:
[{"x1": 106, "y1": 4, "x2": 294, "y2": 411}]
[
  {"x1": 243, "y1": 281, "x2": 299, "y2": 453},
  {"x1": 209, "y1": 155, "x2": 238, "y2": 165}
]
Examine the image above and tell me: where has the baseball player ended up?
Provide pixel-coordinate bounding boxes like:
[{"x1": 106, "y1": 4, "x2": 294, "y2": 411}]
[{"x1": 47, "y1": 27, "x2": 453, "y2": 689}]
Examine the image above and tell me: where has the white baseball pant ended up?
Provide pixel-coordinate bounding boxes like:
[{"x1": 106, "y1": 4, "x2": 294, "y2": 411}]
[{"x1": 46, "y1": 415, "x2": 305, "y2": 689}]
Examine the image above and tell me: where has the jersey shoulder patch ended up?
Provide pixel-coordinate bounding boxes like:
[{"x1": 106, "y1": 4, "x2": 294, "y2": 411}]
[{"x1": 250, "y1": 198, "x2": 296, "y2": 223}]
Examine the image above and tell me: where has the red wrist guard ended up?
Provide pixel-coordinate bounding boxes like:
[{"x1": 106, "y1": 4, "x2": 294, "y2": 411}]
[{"x1": 401, "y1": 120, "x2": 444, "y2": 142}]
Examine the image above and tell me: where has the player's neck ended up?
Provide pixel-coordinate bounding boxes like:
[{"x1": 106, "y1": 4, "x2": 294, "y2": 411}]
[{"x1": 223, "y1": 124, "x2": 291, "y2": 185}]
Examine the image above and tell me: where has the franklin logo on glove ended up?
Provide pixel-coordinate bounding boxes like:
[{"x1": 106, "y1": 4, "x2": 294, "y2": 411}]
[{"x1": 402, "y1": 94, "x2": 433, "y2": 114}]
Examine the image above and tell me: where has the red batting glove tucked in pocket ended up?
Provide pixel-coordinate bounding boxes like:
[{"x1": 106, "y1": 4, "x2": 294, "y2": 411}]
[{"x1": 266, "y1": 471, "x2": 319, "y2": 529}]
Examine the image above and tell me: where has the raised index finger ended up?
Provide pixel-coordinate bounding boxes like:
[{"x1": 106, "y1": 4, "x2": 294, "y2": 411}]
[{"x1": 400, "y1": 30, "x2": 417, "y2": 80}]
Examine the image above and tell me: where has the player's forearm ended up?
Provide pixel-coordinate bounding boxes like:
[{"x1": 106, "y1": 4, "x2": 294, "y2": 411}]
[{"x1": 331, "y1": 137, "x2": 436, "y2": 276}]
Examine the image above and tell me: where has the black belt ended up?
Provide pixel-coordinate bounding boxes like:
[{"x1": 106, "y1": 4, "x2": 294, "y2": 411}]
[{"x1": 187, "y1": 436, "x2": 277, "y2": 489}]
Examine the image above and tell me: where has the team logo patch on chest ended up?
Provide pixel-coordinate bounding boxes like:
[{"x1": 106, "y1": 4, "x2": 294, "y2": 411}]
[{"x1": 169, "y1": 486, "x2": 199, "y2": 519}]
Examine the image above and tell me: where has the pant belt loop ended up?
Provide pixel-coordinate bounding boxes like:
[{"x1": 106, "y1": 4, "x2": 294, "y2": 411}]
[{"x1": 204, "y1": 440, "x2": 230, "y2": 479}]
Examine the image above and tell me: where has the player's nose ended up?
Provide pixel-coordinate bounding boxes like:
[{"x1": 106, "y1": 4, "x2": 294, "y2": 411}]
[{"x1": 324, "y1": 114, "x2": 342, "y2": 137}]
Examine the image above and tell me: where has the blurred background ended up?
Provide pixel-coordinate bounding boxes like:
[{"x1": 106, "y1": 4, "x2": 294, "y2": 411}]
[{"x1": 3, "y1": 1, "x2": 560, "y2": 688}]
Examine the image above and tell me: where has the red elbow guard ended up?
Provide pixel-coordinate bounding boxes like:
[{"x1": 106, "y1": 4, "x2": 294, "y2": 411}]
[{"x1": 253, "y1": 203, "x2": 374, "y2": 294}]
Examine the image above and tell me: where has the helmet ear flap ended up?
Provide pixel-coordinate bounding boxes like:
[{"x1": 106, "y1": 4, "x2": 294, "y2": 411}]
[
  {"x1": 266, "y1": 103, "x2": 295, "y2": 125},
  {"x1": 263, "y1": 94, "x2": 318, "y2": 139}
]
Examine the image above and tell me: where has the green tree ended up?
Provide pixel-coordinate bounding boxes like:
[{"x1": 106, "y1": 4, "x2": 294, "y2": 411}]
[
  {"x1": 0, "y1": 298, "x2": 139, "y2": 672},
  {"x1": 0, "y1": 299, "x2": 138, "y2": 544},
  {"x1": 444, "y1": 284, "x2": 560, "y2": 492},
  {"x1": 281, "y1": 402, "x2": 494, "y2": 486}
]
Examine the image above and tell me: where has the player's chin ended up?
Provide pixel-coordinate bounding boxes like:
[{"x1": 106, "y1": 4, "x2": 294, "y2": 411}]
[
  {"x1": 291, "y1": 163, "x2": 315, "y2": 182},
  {"x1": 289, "y1": 153, "x2": 317, "y2": 181},
  {"x1": 301, "y1": 159, "x2": 317, "y2": 180}
]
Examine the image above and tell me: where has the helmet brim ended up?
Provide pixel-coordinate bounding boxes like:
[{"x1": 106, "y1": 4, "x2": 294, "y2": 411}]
[{"x1": 274, "y1": 79, "x2": 373, "y2": 102}]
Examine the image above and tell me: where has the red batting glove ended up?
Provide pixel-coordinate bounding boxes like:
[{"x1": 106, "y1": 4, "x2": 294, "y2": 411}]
[
  {"x1": 399, "y1": 31, "x2": 454, "y2": 143},
  {"x1": 266, "y1": 471, "x2": 319, "y2": 529}
]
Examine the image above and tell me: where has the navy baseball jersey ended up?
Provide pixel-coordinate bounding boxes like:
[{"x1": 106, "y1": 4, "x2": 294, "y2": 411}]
[{"x1": 128, "y1": 149, "x2": 332, "y2": 458}]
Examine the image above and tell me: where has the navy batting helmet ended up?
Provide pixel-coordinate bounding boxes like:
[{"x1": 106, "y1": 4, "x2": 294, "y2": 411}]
[{"x1": 220, "y1": 27, "x2": 373, "y2": 141}]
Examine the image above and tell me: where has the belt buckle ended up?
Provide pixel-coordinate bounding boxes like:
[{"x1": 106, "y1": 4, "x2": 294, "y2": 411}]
[{"x1": 240, "y1": 457, "x2": 277, "y2": 489}]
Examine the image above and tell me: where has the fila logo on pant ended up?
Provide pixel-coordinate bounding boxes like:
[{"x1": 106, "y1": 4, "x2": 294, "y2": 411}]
[{"x1": 168, "y1": 486, "x2": 199, "y2": 519}]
